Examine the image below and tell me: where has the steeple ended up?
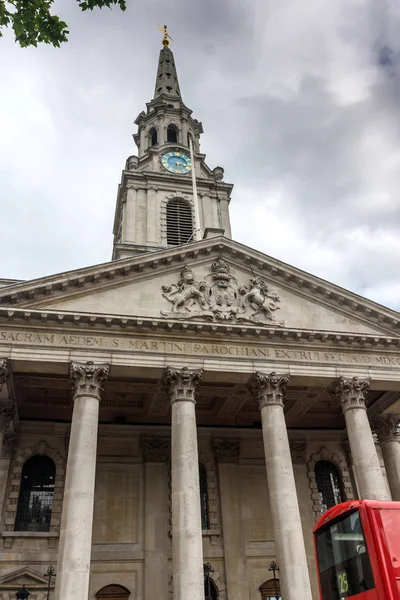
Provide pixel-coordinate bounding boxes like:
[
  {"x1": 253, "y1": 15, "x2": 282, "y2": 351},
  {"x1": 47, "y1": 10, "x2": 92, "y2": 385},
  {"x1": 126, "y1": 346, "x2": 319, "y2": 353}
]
[
  {"x1": 111, "y1": 29, "x2": 233, "y2": 261},
  {"x1": 153, "y1": 26, "x2": 181, "y2": 101}
]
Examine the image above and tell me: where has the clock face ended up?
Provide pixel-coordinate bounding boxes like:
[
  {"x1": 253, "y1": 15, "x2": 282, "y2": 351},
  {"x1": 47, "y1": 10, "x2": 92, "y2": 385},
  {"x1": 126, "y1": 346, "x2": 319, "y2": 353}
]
[{"x1": 161, "y1": 151, "x2": 192, "y2": 174}]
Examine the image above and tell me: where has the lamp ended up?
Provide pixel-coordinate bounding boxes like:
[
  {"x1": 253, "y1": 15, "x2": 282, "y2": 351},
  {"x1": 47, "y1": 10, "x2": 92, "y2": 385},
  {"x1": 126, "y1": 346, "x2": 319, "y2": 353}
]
[
  {"x1": 268, "y1": 561, "x2": 280, "y2": 600},
  {"x1": 16, "y1": 585, "x2": 30, "y2": 599}
]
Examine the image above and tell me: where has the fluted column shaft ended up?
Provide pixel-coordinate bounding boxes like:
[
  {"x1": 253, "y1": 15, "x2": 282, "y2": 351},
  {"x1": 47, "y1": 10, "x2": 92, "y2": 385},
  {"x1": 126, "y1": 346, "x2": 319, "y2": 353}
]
[
  {"x1": 164, "y1": 367, "x2": 204, "y2": 600},
  {"x1": 55, "y1": 361, "x2": 109, "y2": 600},
  {"x1": 331, "y1": 377, "x2": 390, "y2": 500},
  {"x1": 372, "y1": 414, "x2": 400, "y2": 500},
  {"x1": 249, "y1": 372, "x2": 312, "y2": 600}
]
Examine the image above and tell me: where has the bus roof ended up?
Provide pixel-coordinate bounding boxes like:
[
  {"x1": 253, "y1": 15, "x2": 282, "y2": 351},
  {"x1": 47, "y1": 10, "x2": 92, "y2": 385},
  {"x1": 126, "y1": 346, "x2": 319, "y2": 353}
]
[{"x1": 312, "y1": 500, "x2": 400, "y2": 533}]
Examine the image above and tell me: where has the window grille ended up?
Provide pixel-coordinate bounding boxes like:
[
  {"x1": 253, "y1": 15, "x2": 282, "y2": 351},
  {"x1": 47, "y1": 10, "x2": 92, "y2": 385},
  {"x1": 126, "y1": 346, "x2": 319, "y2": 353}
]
[
  {"x1": 166, "y1": 199, "x2": 193, "y2": 246},
  {"x1": 315, "y1": 459, "x2": 343, "y2": 514},
  {"x1": 199, "y1": 463, "x2": 209, "y2": 530},
  {"x1": 15, "y1": 455, "x2": 55, "y2": 532}
]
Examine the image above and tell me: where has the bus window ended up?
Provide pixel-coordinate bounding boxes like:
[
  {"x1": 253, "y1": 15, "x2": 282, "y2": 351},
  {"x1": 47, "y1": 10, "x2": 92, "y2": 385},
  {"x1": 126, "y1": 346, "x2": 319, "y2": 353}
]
[
  {"x1": 380, "y1": 509, "x2": 400, "y2": 582},
  {"x1": 315, "y1": 509, "x2": 375, "y2": 599}
]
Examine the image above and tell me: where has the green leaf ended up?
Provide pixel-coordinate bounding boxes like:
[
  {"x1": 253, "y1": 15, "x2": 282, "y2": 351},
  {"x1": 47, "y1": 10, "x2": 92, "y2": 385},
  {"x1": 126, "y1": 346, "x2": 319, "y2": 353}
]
[{"x1": 0, "y1": 0, "x2": 126, "y2": 47}]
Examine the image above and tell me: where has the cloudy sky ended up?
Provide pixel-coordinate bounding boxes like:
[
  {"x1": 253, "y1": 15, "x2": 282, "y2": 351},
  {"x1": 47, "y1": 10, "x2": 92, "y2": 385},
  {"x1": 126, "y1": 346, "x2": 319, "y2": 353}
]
[{"x1": 1, "y1": 0, "x2": 400, "y2": 310}]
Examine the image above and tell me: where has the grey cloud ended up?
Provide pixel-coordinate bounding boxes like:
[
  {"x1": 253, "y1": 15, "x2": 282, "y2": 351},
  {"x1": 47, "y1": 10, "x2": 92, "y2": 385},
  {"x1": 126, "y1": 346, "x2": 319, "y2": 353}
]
[{"x1": 0, "y1": 0, "x2": 399, "y2": 310}]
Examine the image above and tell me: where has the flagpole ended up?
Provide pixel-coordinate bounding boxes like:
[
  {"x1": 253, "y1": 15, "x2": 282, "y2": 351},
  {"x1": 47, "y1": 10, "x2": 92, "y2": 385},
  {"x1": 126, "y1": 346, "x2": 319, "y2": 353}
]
[{"x1": 188, "y1": 134, "x2": 202, "y2": 241}]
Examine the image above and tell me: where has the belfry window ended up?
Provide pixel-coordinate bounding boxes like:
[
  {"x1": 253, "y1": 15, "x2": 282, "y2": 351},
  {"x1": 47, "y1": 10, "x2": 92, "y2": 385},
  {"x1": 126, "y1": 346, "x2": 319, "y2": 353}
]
[
  {"x1": 199, "y1": 463, "x2": 209, "y2": 530},
  {"x1": 167, "y1": 125, "x2": 178, "y2": 143},
  {"x1": 149, "y1": 128, "x2": 158, "y2": 146},
  {"x1": 315, "y1": 460, "x2": 344, "y2": 514},
  {"x1": 15, "y1": 455, "x2": 56, "y2": 532},
  {"x1": 166, "y1": 198, "x2": 193, "y2": 246}
]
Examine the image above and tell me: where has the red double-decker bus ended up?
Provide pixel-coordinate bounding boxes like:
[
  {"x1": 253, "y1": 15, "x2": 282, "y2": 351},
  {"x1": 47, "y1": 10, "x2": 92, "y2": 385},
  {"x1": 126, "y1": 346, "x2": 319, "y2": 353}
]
[{"x1": 313, "y1": 500, "x2": 400, "y2": 600}]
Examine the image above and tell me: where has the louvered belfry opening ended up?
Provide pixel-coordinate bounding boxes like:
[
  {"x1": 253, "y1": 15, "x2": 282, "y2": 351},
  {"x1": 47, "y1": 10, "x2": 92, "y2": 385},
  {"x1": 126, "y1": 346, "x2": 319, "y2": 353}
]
[{"x1": 166, "y1": 198, "x2": 193, "y2": 245}]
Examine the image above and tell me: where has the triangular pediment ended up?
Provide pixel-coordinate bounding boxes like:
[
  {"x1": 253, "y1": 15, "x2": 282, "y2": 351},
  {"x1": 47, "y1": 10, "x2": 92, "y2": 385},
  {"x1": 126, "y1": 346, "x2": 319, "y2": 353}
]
[
  {"x1": 1, "y1": 237, "x2": 399, "y2": 338},
  {"x1": 0, "y1": 566, "x2": 50, "y2": 588}
]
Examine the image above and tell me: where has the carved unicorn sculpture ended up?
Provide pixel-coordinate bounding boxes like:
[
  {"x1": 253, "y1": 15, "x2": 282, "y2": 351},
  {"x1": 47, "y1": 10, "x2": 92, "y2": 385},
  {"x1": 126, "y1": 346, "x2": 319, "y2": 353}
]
[{"x1": 242, "y1": 277, "x2": 280, "y2": 321}]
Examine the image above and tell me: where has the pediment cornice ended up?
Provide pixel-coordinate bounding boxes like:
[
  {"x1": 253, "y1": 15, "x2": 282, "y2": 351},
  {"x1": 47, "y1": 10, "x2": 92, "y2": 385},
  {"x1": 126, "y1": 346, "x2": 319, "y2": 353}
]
[
  {"x1": 0, "y1": 306, "x2": 399, "y2": 350},
  {"x1": 1, "y1": 237, "x2": 399, "y2": 337}
]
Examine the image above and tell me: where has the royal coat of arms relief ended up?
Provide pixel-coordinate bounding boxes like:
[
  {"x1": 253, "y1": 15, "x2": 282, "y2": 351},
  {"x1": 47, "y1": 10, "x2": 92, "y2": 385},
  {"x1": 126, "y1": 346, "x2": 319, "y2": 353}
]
[{"x1": 161, "y1": 258, "x2": 284, "y2": 326}]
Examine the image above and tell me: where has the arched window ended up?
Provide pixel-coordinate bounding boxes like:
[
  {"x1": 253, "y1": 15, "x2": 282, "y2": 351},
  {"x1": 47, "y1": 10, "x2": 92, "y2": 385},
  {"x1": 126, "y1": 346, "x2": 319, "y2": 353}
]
[
  {"x1": 167, "y1": 125, "x2": 178, "y2": 143},
  {"x1": 15, "y1": 455, "x2": 56, "y2": 532},
  {"x1": 260, "y1": 579, "x2": 281, "y2": 600},
  {"x1": 166, "y1": 199, "x2": 193, "y2": 246},
  {"x1": 199, "y1": 463, "x2": 209, "y2": 530},
  {"x1": 315, "y1": 460, "x2": 344, "y2": 513},
  {"x1": 204, "y1": 574, "x2": 218, "y2": 600},
  {"x1": 96, "y1": 584, "x2": 130, "y2": 599},
  {"x1": 149, "y1": 128, "x2": 158, "y2": 146}
]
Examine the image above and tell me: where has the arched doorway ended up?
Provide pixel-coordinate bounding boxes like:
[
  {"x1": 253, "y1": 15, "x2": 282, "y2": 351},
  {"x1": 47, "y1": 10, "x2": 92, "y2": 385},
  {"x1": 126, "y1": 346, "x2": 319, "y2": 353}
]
[
  {"x1": 96, "y1": 584, "x2": 130, "y2": 599},
  {"x1": 260, "y1": 578, "x2": 281, "y2": 600}
]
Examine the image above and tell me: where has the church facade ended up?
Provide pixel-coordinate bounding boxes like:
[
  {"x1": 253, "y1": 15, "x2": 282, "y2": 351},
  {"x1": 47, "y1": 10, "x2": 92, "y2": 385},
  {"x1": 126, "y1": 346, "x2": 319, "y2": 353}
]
[{"x1": 0, "y1": 30, "x2": 399, "y2": 600}]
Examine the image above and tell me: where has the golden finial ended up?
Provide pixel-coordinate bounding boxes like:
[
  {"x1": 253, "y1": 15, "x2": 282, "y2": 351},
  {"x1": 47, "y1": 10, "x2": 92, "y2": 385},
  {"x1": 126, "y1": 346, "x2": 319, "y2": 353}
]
[{"x1": 157, "y1": 24, "x2": 173, "y2": 48}]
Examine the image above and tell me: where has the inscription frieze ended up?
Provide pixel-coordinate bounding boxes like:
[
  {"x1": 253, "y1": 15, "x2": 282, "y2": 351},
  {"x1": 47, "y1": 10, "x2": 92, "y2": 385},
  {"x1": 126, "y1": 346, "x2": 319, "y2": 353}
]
[{"x1": 0, "y1": 329, "x2": 400, "y2": 368}]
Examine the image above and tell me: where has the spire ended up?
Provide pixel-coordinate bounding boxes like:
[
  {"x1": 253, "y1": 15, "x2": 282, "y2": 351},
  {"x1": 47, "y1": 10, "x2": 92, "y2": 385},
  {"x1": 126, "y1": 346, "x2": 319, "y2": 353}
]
[{"x1": 154, "y1": 25, "x2": 182, "y2": 100}]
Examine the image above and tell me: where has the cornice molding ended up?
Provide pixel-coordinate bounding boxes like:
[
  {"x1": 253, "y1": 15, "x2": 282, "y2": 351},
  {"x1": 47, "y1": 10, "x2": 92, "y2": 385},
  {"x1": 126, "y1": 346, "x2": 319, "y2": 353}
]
[
  {"x1": 0, "y1": 306, "x2": 399, "y2": 349},
  {"x1": 0, "y1": 238, "x2": 399, "y2": 337}
]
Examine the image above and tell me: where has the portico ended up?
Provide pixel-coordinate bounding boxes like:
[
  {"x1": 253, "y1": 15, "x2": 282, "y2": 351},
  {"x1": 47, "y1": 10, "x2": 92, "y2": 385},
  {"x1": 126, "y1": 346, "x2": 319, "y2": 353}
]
[{"x1": 0, "y1": 297, "x2": 398, "y2": 600}]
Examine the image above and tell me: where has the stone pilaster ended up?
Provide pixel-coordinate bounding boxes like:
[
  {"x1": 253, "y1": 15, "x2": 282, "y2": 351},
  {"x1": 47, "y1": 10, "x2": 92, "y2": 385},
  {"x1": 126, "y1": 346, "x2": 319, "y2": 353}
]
[
  {"x1": 0, "y1": 401, "x2": 15, "y2": 434},
  {"x1": 248, "y1": 372, "x2": 312, "y2": 600},
  {"x1": 214, "y1": 440, "x2": 249, "y2": 600},
  {"x1": 0, "y1": 359, "x2": 8, "y2": 390},
  {"x1": 330, "y1": 377, "x2": 390, "y2": 500},
  {"x1": 163, "y1": 366, "x2": 204, "y2": 600},
  {"x1": 371, "y1": 414, "x2": 400, "y2": 500},
  {"x1": 55, "y1": 361, "x2": 109, "y2": 600},
  {"x1": 141, "y1": 438, "x2": 169, "y2": 600},
  {"x1": 0, "y1": 360, "x2": 12, "y2": 453}
]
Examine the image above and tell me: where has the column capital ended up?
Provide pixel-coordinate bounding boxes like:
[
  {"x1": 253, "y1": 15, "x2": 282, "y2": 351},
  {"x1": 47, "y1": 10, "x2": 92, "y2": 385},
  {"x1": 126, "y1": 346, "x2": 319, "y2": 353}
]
[
  {"x1": 0, "y1": 359, "x2": 8, "y2": 391},
  {"x1": 248, "y1": 372, "x2": 289, "y2": 409},
  {"x1": 69, "y1": 361, "x2": 110, "y2": 400},
  {"x1": 0, "y1": 401, "x2": 15, "y2": 433},
  {"x1": 329, "y1": 376, "x2": 370, "y2": 413},
  {"x1": 371, "y1": 414, "x2": 400, "y2": 443},
  {"x1": 213, "y1": 439, "x2": 240, "y2": 463},
  {"x1": 141, "y1": 437, "x2": 170, "y2": 462},
  {"x1": 163, "y1": 366, "x2": 203, "y2": 404},
  {"x1": 3, "y1": 431, "x2": 19, "y2": 458},
  {"x1": 289, "y1": 441, "x2": 306, "y2": 464}
]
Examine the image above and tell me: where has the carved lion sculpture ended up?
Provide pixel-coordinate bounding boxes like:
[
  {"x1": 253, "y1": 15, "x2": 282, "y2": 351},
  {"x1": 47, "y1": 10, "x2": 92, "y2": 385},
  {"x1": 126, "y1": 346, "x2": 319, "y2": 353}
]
[{"x1": 161, "y1": 266, "x2": 207, "y2": 312}]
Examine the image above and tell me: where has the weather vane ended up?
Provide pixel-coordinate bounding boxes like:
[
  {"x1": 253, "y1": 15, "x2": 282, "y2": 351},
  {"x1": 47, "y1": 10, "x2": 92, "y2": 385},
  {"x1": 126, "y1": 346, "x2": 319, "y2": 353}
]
[{"x1": 157, "y1": 24, "x2": 173, "y2": 48}]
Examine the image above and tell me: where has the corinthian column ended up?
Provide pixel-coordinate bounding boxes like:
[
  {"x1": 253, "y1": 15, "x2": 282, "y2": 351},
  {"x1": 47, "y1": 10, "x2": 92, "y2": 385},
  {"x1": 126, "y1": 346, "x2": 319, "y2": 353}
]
[
  {"x1": 330, "y1": 377, "x2": 389, "y2": 500},
  {"x1": 248, "y1": 372, "x2": 312, "y2": 600},
  {"x1": 163, "y1": 366, "x2": 204, "y2": 600},
  {"x1": 55, "y1": 361, "x2": 109, "y2": 600},
  {"x1": 371, "y1": 414, "x2": 400, "y2": 500}
]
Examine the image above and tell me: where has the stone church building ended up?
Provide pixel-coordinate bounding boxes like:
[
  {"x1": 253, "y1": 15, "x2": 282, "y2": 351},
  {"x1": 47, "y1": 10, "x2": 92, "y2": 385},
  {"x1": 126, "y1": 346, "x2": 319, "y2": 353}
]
[{"x1": 0, "y1": 29, "x2": 399, "y2": 600}]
